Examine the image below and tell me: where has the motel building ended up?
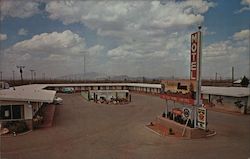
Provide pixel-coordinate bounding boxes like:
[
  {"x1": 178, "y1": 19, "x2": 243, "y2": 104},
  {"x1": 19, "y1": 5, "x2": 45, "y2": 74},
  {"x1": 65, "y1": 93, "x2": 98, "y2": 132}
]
[
  {"x1": 0, "y1": 82, "x2": 249, "y2": 134},
  {"x1": 0, "y1": 85, "x2": 56, "y2": 130},
  {"x1": 201, "y1": 86, "x2": 250, "y2": 114}
]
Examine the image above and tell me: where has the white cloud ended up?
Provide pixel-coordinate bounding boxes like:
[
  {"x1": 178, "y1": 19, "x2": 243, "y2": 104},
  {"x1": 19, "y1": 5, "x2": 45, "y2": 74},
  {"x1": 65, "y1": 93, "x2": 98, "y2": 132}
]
[
  {"x1": 241, "y1": 0, "x2": 250, "y2": 5},
  {"x1": 0, "y1": 0, "x2": 40, "y2": 20},
  {"x1": 236, "y1": 0, "x2": 250, "y2": 13},
  {"x1": 18, "y1": 28, "x2": 29, "y2": 36},
  {"x1": 0, "y1": 33, "x2": 7, "y2": 41},
  {"x1": 233, "y1": 29, "x2": 250, "y2": 41},
  {"x1": 1, "y1": 30, "x2": 104, "y2": 78},
  {"x1": 46, "y1": 1, "x2": 214, "y2": 39},
  {"x1": 44, "y1": 0, "x2": 215, "y2": 78},
  {"x1": 203, "y1": 29, "x2": 249, "y2": 78}
]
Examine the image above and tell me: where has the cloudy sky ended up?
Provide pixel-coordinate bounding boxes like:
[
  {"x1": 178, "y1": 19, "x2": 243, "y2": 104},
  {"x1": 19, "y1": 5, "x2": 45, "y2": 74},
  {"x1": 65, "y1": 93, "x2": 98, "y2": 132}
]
[{"x1": 0, "y1": 0, "x2": 249, "y2": 80}]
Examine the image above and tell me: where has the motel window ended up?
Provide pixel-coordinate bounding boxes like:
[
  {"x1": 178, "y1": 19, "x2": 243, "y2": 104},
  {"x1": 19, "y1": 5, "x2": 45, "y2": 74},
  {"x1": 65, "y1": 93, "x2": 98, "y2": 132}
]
[{"x1": 0, "y1": 105, "x2": 24, "y2": 120}]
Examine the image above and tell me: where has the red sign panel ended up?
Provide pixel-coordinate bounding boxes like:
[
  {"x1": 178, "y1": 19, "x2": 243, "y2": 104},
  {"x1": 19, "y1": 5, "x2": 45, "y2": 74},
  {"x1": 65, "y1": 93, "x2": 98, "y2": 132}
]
[
  {"x1": 190, "y1": 31, "x2": 201, "y2": 80},
  {"x1": 160, "y1": 94, "x2": 195, "y2": 105}
]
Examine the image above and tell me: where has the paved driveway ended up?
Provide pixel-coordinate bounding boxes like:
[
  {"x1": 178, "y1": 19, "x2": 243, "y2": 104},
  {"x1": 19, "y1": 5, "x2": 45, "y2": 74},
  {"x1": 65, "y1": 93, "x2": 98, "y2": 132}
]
[{"x1": 1, "y1": 93, "x2": 250, "y2": 159}]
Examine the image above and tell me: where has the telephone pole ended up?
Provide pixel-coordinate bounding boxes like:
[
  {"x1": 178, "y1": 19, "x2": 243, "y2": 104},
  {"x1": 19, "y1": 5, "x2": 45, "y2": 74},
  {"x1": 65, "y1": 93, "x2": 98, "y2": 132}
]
[
  {"x1": 0, "y1": 71, "x2": 2, "y2": 81},
  {"x1": 30, "y1": 70, "x2": 35, "y2": 81},
  {"x1": 34, "y1": 71, "x2": 36, "y2": 81},
  {"x1": 12, "y1": 70, "x2": 15, "y2": 81},
  {"x1": 232, "y1": 67, "x2": 234, "y2": 84},
  {"x1": 17, "y1": 65, "x2": 25, "y2": 83},
  {"x1": 83, "y1": 54, "x2": 86, "y2": 75}
]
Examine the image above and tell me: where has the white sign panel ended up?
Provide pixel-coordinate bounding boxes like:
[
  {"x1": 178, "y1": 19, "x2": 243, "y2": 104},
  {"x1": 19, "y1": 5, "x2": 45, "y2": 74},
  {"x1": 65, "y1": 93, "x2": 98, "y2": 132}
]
[{"x1": 197, "y1": 107, "x2": 207, "y2": 130}]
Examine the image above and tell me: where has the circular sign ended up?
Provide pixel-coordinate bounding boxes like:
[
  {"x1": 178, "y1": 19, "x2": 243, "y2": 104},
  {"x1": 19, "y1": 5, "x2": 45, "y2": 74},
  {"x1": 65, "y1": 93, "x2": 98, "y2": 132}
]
[{"x1": 183, "y1": 108, "x2": 191, "y2": 119}]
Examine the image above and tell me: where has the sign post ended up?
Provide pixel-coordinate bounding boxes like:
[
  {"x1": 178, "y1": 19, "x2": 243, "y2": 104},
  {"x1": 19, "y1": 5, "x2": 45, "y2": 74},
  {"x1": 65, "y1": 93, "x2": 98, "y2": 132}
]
[{"x1": 190, "y1": 28, "x2": 203, "y2": 128}]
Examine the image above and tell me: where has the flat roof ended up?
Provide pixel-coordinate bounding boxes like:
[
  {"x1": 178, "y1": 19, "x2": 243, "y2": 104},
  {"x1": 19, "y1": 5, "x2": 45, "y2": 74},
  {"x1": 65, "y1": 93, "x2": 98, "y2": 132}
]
[
  {"x1": 44, "y1": 83, "x2": 161, "y2": 88},
  {"x1": 89, "y1": 90, "x2": 129, "y2": 93},
  {"x1": 0, "y1": 83, "x2": 249, "y2": 104},
  {"x1": 0, "y1": 85, "x2": 56, "y2": 103},
  {"x1": 201, "y1": 86, "x2": 250, "y2": 97}
]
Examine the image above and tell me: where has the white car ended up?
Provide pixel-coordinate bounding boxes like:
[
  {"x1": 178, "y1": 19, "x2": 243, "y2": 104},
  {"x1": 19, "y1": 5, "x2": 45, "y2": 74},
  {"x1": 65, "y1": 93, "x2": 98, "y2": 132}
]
[{"x1": 53, "y1": 97, "x2": 63, "y2": 105}]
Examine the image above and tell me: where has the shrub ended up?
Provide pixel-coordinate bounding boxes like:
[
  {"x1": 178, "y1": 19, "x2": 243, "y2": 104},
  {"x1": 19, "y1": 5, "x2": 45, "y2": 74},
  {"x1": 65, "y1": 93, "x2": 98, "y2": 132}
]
[
  {"x1": 6, "y1": 121, "x2": 29, "y2": 133},
  {"x1": 169, "y1": 128, "x2": 174, "y2": 135}
]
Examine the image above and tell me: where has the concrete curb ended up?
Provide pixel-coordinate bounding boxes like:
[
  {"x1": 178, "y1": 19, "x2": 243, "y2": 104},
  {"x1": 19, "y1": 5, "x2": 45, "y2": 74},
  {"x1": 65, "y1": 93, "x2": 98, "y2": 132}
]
[
  {"x1": 206, "y1": 130, "x2": 217, "y2": 137},
  {"x1": 0, "y1": 130, "x2": 33, "y2": 138}
]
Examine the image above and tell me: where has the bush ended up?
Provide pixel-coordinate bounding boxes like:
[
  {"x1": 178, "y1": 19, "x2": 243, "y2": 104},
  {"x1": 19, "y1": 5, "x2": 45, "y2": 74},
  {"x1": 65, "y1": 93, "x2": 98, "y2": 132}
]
[
  {"x1": 241, "y1": 76, "x2": 249, "y2": 87},
  {"x1": 6, "y1": 121, "x2": 29, "y2": 133},
  {"x1": 169, "y1": 128, "x2": 174, "y2": 135}
]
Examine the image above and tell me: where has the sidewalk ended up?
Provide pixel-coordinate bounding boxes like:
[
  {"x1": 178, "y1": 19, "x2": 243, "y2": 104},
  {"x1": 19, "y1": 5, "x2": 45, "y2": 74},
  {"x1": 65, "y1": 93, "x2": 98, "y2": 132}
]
[{"x1": 205, "y1": 106, "x2": 243, "y2": 116}]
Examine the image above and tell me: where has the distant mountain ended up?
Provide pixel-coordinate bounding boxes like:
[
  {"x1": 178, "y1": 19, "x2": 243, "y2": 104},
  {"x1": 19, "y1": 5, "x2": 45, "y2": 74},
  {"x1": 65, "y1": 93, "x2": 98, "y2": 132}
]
[
  {"x1": 57, "y1": 72, "x2": 107, "y2": 80},
  {"x1": 57, "y1": 73, "x2": 169, "y2": 82}
]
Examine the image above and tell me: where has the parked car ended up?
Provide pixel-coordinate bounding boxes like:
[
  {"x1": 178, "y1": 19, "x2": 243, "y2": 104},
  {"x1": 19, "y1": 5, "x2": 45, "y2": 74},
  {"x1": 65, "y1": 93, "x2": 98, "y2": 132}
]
[
  {"x1": 61, "y1": 87, "x2": 74, "y2": 93},
  {"x1": 53, "y1": 97, "x2": 63, "y2": 105}
]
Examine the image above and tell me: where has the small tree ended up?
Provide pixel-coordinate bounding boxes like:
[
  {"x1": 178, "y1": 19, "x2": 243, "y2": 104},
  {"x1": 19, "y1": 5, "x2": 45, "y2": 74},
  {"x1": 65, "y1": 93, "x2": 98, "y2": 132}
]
[{"x1": 241, "y1": 76, "x2": 249, "y2": 87}]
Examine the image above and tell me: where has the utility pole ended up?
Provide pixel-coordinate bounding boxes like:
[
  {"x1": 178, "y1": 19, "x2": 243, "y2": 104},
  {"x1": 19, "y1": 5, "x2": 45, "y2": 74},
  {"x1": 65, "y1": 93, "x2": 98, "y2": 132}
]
[
  {"x1": 249, "y1": 24, "x2": 250, "y2": 80},
  {"x1": 30, "y1": 70, "x2": 34, "y2": 81},
  {"x1": 232, "y1": 67, "x2": 234, "y2": 84},
  {"x1": 0, "y1": 71, "x2": 2, "y2": 81},
  {"x1": 215, "y1": 72, "x2": 218, "y2": 81},
  {"x1": 17, "y1": 65, "x2": 25, "y2": 83},
  {"x1": 34, "y1": 71, "x2": 36, "y2": 81},
  {"x1": 83, "y1": 54, "x2": 86, "y2": 75},
  {"x1": 12, "y1": 70, "x2": 15, "y2": 81}
]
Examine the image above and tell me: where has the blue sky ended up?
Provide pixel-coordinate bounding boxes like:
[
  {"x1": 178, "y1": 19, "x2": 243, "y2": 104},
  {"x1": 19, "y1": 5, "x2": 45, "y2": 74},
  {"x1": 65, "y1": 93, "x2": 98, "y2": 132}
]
[{"x1": 0, "y1": 0, "x2": 249, "y2": 79}]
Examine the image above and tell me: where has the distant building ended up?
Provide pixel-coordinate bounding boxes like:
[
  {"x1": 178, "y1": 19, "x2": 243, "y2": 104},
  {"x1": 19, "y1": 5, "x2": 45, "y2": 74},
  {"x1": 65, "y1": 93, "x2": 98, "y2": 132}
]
[
  {"x1": 202, "y1": 86, "x2": 250, "y2": 114},
  {"x1": 0, "y1": 81, "x2": 9, "y2": 90},
  {"x1": 233, "y1": 79, "x2": 242, "y2": 87},
  {"x1": 0, "y1": 85, "x2": 56, "y2": 129}
]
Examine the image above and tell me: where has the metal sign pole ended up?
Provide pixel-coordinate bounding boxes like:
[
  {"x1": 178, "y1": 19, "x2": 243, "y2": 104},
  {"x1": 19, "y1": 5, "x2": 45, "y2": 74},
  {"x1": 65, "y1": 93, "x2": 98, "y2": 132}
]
[{"x1": 198, "y1": 27, "x2": 202, "y2": 108}]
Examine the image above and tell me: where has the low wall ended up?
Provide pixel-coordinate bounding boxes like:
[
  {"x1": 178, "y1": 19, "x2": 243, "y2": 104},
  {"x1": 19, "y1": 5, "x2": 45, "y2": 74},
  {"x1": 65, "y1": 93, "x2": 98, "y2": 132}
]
[{"x1": 155, "y1": 116, "x2": 207, "y2": 139}]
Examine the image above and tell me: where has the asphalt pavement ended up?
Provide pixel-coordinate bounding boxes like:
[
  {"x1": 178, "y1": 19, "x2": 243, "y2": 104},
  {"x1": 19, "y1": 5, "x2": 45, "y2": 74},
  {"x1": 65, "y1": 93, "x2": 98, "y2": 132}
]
[{"x1": 1, "y1": 93, "x2": 250, "y2": 159}]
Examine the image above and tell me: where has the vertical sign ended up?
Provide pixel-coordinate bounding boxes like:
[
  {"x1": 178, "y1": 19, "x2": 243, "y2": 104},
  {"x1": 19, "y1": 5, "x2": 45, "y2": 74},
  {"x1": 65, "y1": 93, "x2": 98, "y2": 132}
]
[
  {"x1": 197, "y1": 107, "x2": 207, "y2": 130},
  {"x1": 190, "y1": 31, "x2": 201, "y2": 80},
  {"x1": 191, "y1": 31, "x2": 202, "y2": 129}
]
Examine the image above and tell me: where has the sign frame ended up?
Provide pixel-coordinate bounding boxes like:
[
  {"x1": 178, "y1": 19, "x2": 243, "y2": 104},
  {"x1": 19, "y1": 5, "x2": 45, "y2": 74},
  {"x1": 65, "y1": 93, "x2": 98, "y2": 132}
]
[{"x1": 197, "y1": 107, "x2": 207, "y2": 130}]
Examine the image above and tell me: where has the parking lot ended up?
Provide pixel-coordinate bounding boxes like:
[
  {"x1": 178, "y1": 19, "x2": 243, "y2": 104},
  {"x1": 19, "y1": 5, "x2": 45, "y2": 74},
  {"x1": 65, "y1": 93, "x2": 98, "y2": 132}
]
[{"x1": 1, "y1": 93, "x2": 250, "y2": 159}]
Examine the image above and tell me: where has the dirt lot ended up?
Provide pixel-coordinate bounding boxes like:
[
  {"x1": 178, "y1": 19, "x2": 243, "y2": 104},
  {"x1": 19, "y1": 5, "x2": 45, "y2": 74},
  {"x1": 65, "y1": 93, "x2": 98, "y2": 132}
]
[{"x1": 1, "y1": 93, "x2": 250, "y2": 159}]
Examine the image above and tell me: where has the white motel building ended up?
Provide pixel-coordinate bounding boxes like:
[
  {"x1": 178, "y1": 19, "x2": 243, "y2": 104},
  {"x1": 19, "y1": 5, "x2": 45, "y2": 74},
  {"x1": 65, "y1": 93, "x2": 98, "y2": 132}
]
[{"x1": 0, "y1": 83, "x2": 249, "y2": 130}]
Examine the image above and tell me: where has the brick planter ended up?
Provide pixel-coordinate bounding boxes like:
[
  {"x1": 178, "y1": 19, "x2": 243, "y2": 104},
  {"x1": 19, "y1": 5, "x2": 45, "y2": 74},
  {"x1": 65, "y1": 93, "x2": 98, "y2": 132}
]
[{"x1": 154, "y1": 116, "x2": 208, "y2": 139}]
